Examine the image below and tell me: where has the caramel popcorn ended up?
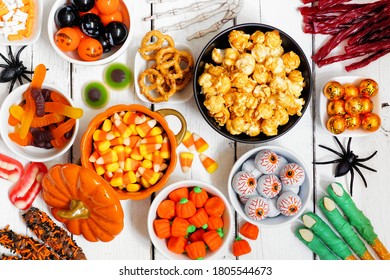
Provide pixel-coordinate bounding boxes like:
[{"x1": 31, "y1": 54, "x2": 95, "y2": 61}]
[{"x1": 198, "y1": 29, "x2": 306, "y2": 137}]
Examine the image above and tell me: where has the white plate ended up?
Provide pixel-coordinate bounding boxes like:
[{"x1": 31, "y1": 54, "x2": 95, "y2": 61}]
[
  {"x1": 134, "y1": 42, "x2": 194, "y2": 103},
  {"x1": 0, "y1": 0, "x2": 43, "y2": 46},
  {"x1": 320, "y1": 76, "x2": 381, "y2": 137}
]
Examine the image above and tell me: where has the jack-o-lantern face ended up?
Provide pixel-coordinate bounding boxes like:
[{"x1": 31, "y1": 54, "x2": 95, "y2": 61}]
[
  {"x1": 55, "y1": 27, "x2": 80, "y2": 52},
  {"x1": 77, "y1": 38, "x2": 103, "y2": 61}
]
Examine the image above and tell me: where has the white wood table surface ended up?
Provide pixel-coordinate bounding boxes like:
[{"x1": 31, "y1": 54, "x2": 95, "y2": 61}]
[{"x1": 0, "y1": 0, "x2": 389, "y2": 261}]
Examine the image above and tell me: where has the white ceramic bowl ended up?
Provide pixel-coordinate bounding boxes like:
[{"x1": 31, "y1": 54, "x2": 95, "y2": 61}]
[
  {"x1": 228, "y1": 146, "x2": 312, "y2": 227},
  {"x1": 147, "y1": 180, "x2": 233, "y2": 260},
  {"x1": 0, "y1": 83, "x2": 79, "y2": 162},
  {"x1": 0, "y1": 0, "x2": 43, "y2": 46},
  {"x1": 320, "y1": 76, "x2": 381, "y2": 137},
  {"x1": 47, "y1": 0, "x2": 133, "y2": 66}
]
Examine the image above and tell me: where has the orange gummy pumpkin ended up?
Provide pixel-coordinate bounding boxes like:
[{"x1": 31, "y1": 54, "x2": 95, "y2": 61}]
[
  {"x1": 167, "y1": 236, "x2": 187, "y2": 254},
  {"x1": 205, "y1": 196, "x2": 225, "y2": 217},
  {"x1": 153, "y1": 219, "x2": 171, "y2": 239},
  {"x1": 202, "y1": 230, "x2": 223, "y2": 252},
  {"x1": 176, "y1": 198, "x2": 196, "y2": 219},
  {"x1": 169, "y1": 187, "x2": 189, "y2": 203},
  {"x1": 207, "y1": 216, "x2": 224, "y2": 231},
  {"x1": 171, "y1": 217, "x2": 195, "y2": 237},
  {"x1": 232, "y1": 237, "x2": 251, "y2": 257},
  {"x1": 188, "y1": 208, "x2": 208, "y2": 229},
  {"x1": 41, "y1": 164, "x2": 124, "y2": 242},
  {"x1": 189, "y1": 186, "x2": 209, "y2": 208},
  {"x1": 157, "y1": 199, "x2": 176, "y2": 219},
  {"x1": 239, "y1": 222, "x2": 259, "y2": 240},
  {"x1": 185, "y1": 241, "x2": 206, "y2": 260}
]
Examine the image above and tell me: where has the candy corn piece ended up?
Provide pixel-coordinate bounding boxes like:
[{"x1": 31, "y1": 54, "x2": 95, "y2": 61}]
[
  {"x1": 123, "y1": 111, "x2": 146, "y2": 125},
  {"x1": 101, "y1": 119, "x2": 112, "y2": 132},
  {"x1": 199, "y1": 153, "x2": 218, "y2": 173},
  {"x1": 113, "y1": 145, "x2": 126, "y2": 169},
  {"x1": 138, "y1": 167, "x2": 160, "y2": 185},
  {"x1": 126, "y1": 183, "x2": 142, "y2": 192},
  {"x1": 96, "y1": 149, "x2": 118, "y2": 165},
  {"x1": 136, "y1": 119, "x2": 157, "y2": 138},
  {"x1": 180, "y1": 152, "x2": 194, "y2": 173},
  {"x1": 152, "y1": 153, "x2": 164, "y2": 172},
  {"x1": 124, "y1": 158, "x2": 141, "y2": 172},
  {"x1": 89, "y1": 150, "x2": 100, "y2": 163},
  {"x1": 160, "y1": 136, "x2": 170, "y2": 159},
  {"x1": 93, "y1": 129, "x2": 115, "y2": 141},
  {"x1": 114, "y1": 113, "x2": 132, "y2": 138},
  {"x1": 139, "y1": 143, "x2": 162, "y2": 158},
  {"x1": 193, "y1": 133, "x2": 209, "y2": 153},
  {"x1": 182, "y1": 131, "x2": 196, "y2": 151}
]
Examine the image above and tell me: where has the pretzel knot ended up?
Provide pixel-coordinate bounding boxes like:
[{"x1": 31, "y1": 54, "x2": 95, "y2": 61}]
[{"x1": 139, "y1": 30, "x2": 175, "y2": 61}]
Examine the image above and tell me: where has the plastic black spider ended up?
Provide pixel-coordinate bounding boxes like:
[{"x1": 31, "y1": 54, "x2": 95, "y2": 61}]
[
  {"x1": 0, "y1": 45, "x2": 34, "y2": 93},
  {"x1": 314, "y1": 136, "x2": 377, "y2": 196}
]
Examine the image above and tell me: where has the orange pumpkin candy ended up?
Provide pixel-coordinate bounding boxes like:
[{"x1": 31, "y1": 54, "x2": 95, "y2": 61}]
[
  {"x1": 189, "y1": 186, "x2": 209, "y2": 208},
  {"x1": 41, "y1": 164, "x2": 124, "y2": 242},
  {"x1": 232, "y1": 237, "x2": 251, "y2": 257},
  {"x1": 176, "y1": 198, "x2": 196, "y2": 219},
  {"x1": 185, "y1": 241, "x2": 206, "y2": 260},
  {"x1": 202, "y1": 230, "x2": 223, "y2": 252},
  {"x1": 205, "y1": 196, "x2": 225, "y2": 217},
  {"x1": 157, "y1": 199, "x2": 176, "y2": 219},
  {"x1": 239, "y1": 222, "x2": 259, "y2": 240},
  {"x1": 167, "y1": 236, "x2": 187, "y2": 254}
]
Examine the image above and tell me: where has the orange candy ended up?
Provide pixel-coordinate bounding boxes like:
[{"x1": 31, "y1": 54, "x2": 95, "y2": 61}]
[
  {"x1": 199, "y1": 153, "x2": 218, "y2": 173},
  {"x1": 179, "y1": 152, "x2": 194, "y2": 173},
  {"x1": 193, "y1": 133, "x2": 209, "y2": 153}
]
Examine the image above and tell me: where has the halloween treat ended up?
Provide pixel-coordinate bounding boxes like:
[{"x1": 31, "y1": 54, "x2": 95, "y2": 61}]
[
  {"x1": 185, "y1": 241, "x2": 206, "y2": 260},
  {"x1": 137, "y1": 30, "x2": 194, "y2": 102},
  {"x1": 254, "y1": 149, "x2": 280, "y2": 174},
  {"x1": 245, "y1": 196, "x2": 269, "y2": 221},
  {"x1": 82, "y1": 81, "x2": 110, "y2": 109},
  {"x1": 199, "y1": 153, "x2": 218, "y2": 173},
  {"x1": 241, "y1": 159, "x2": 262, "y2": 179},
  {"x1": 239, "y1": 222, "x2": 259, "y2": 240},
  {"x1": 41, "y1": 163, "x2": 124, "y2": 242},
  {"x1": 295, "y1": 226, "x2": 339, "y2": 260},
  {"x1": 0, "y1": 153, "x2": 24, "y2": 182},
  {"x1": 192, "y1": 132, "x2": 209, "y2": 153},
  {"x1": 232, "y1": 237, "x2": 251, "y2": 257},
  {"x1": 279, "y1": 163, "x2": 305, "y2": 189},
  {"x1": 179, "y1": 151, "x2": 194, "y2": 173},
  {"x1": 189, "y1": 186, "x2": 209, "y2": 208},
  {"x1": 319, "y1": 196, "x2": 374, "y2": 260},
  {"x1": 256, "y1": 174, "x2": 281, "y2": 198},
  {"x1": 104, "y1": 62, "x2": 133, "y2": 90},
  {"x1": 276, "y1": 191, "x2": 301, "y2": 217},
  {"x1": 232, "y1": 171, "x2": 257, "y2": 197},
  {"x1": 22, "y1": 207, "x2": 86, "y2": 260},
  {"x1": 182, "y1": 130, "x2": 196, "y2": 151},
  {"x1": 202, "y1": 230, "x2": 223, "y2": 251},
  {"x1": 55, "y1": 27, "x2": 80, "y2": 51},
  {"x1": 327, "y1": 182, "x2": 390, "y2": 260},
  {"x1": 314, "y1": 137, "x2": 377, "y2": 196},
  {"x1": 302, "y1": 212, "x2": 356, "y2": 260}
]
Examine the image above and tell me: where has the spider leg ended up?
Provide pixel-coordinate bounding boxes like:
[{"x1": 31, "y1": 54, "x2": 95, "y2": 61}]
[
  {"x1": 21, "y1": 73, "x2": 32, "y2": 82},
  {"x1": 314, "y1": 159, "x2": 342, "y2": 165},
  {"x1": 355, "y1": 162, "x2": 377, "y2": 172},
  {"x1": 346, "y1": 137, "x2": 352, "y2": 154},
  {"x1": 18, "y1": 76, "x2": 23, "y2": 85},
  {"x1": 0, "y1": 64, "x2": 9, "y2": 68},
  {"x1": 0, "y1": 52, "x2": 12, "y2": 65},
  {"x1": 23, "y1": 70, "x2": 35, "y2": 74},
  {"x1": 333, "y1": 136, "x2": 348, "y2": 155},
  {"x1": 9, "y1": 78, "x2": 17, "y2": 93},
  {"x1": 352, "y1": 165, "x2": 368, "y2": 188},
  {"x1": 356, "y1": 150, "x2": 377, "y2": 162},
  {"x1": 349, "y1": 168, "x2": 355, "y2": 196},
  {"x1": 15, "y1": 45, "x2": 27, "y2": 63},
  {"x1": 318, "y1": 144, "x2": 344, "y2": 158},
  {"x1": 8, "y1": 46, "x2": 15, "y2": 64}
]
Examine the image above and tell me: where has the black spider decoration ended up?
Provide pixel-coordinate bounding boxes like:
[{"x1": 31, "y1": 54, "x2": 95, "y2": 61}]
[
  {"x1": 0, "y1": 45, "x2": 34, "y2": 93},
  {"x1": 314, "y1": 136, "x2": 377, "y2": 196}
]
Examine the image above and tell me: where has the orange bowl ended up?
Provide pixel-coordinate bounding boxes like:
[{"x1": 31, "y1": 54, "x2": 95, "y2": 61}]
[{"x1": 80, "y1": 104, "x2": 186, "y2": 200}]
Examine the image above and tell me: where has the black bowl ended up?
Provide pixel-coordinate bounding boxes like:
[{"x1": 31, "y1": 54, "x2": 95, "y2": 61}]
[{"x1": 193, "y1": 23, "x2": 313, "y2": 143}]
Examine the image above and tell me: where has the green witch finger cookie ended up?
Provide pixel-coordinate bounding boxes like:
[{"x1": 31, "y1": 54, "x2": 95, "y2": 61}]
[
  {"x1": 319, "y1": 196, "x2": 374, "y2": 260},
  {"x1": 327, "y1": 182, "x2": 390, "y2": 260},
  {"x1": 295, "y1": 226, "x2": 339, "y2": 260},
  {"x1": 302, "y1": 212, "x2": 356, "y2": 260}
]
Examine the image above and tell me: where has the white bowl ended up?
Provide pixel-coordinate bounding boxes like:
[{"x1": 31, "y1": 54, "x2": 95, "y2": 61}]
[
  {"x1": 47, "y1": 0, "x2": 133, "y2": 66},
  {"x1": 147, "y1": 180, "x2": 233, "y2": 260},
  {"x1": 0, "y1": 0, "x2": 43, "y2": 46},
  {"x1": 0, "y1": 83, "x2": 79, "y2": 162},
  {"x1": 320, "y1": 76, "x2": 381, "y2": 137},
  {"x1": 228, "y1": 146, "x2": 312, "y2": 227},
  {"x1": 134, "y1": 42, "x2": 194, "y2": 103}
]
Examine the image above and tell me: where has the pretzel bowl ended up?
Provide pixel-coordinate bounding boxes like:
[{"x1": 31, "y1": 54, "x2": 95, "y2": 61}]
[
  {"x1": 193, "y1": 23, "x2": 312, "y2": 143},
  {"x1": 80, "y1": 104, "x2": 187, "y2": 200}
]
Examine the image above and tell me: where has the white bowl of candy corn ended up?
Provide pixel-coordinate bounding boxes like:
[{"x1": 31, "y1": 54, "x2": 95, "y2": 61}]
[
  {"x1": 0, "y1": 0, "x2": 43, "y2": 45},
  {"x1": 80, "y1": 104, "x2": 187, "y2": 200},
  {"x1": 228, "y1": 146, "x2": 312, "y2": 227},
  {"x1": 147, "y1": 180, "x2": 234, "y2": 260}
]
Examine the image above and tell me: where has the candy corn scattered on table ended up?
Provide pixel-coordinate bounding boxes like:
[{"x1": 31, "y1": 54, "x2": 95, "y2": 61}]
[{"x1": 0, "y1": 0, "x2": 389, "y2": 260}]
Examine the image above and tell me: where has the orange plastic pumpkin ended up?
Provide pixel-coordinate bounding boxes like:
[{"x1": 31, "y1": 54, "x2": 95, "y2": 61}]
[
  {"x1": 232, "y1": 237, "x2": 251, "y2": 257},
  {"x1": 41, "y1": 164, "x2": 124, "y2": 242},
  {"x1": 205, "y1": 196, "x2": 225, "y2": 217},
  {"x1": 188, "y1": 208, "x2": 208, "y2": 229},
  {"x1": 185, "y1": 241, "x2": 206, "y2": 260},
  {"x1": 202, "y1": 230, "x2": 223, "y2": 252},
  {"x1": 157, "y1": 199, "x2": 176, "y2": 219},
  {"x1": 189, "y1": 186, "x2": 209, "y2": 208},
  {"x1": 167, "y1": 236, "x2": 187, "y2": 254},
  {"x1": 153, "y1": 219, "x2": 171, "y2": 239},
  {"x1": 176, "y1": 198, "x2": 196, "y2": 219},
  {"x1": 239, "y1": 222, "x2": 259, "y2": 240}
]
